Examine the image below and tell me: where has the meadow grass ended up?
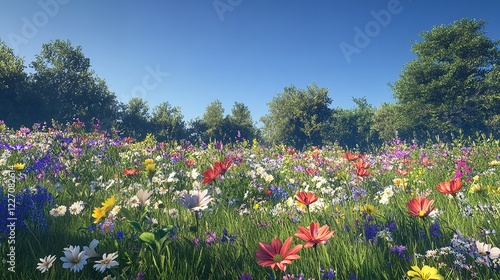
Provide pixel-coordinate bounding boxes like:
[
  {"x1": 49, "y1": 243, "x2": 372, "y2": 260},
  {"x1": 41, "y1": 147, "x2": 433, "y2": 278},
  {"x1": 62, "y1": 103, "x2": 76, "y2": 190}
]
[{"x1": 1, "y1": 126, "x2": 500, "y2": 279}]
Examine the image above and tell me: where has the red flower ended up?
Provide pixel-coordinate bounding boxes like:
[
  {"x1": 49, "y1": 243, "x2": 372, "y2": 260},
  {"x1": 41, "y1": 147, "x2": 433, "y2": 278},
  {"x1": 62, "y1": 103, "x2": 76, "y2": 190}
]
[
  {"x1": 202, "y1": 166, "x2": 221, "y2": 185},
  {"x1": 122, "y1": 168, "x2": 139, "y2": 176},
  {"x1": 406, "y1": 196, "x2": 435, "y2": 218},
  {"x1": 255, "y1": 236, "x2": 302, "y2": 271},
  {"x1": 214, "y1": 157, "x2": 233, "y2": 175},
  {"x1": 201, "y1": 156, "x2": 233, "y2": 184},
  {"x1": 305, "y1": 168, "x2": 319, "y2": 176},
  {"x1": 436, "y1": 178, "x2": 463, "y2": 195},
  {"x1": 264, "y1": 189, "x2": 272, "y2": 196},
  {"x1": 354, "y1": 160, "x2": 370, "y2": 170},
  {"x1": 185, "y1": 159, "x2": 196, "y2": 167},
  {"x1": 342, "y1": 152, "x2": 360, "y2": 161},
  {"x1": 295, "y1": 222, "x2": 335, "y2": 248},
  {"x1": 295, "y1": 192, "x2": 319, "y2": 206}
]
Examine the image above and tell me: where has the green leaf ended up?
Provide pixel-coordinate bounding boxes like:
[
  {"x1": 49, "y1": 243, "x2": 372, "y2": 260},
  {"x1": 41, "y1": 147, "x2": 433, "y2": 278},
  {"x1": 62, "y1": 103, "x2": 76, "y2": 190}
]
[
  {"x1": 130, "y1": 221, "x2": 143, "y2": 232},
  {"x1": 139, "y1": 232, "x2": 156, "y2": 245}
]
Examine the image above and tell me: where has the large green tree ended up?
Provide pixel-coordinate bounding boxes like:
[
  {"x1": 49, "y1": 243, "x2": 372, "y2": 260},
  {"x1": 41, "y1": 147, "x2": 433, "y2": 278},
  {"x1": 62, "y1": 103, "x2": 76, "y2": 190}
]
[
  {"x1": 202, "y1": 100, "x2": 225, "y2": 141},
  {"x1": 261, "y1": 83, "x2": 332, "y2": 148},
  {"x1": 391, "y1": 18, "x2": 500, "y2": 140},
  {"x1": 120, "y1": 97, "x2": 150, "y2": 139},
  {"x1": 30, "y1": 39, "x2": 119, "y2": 126},
  {"x1": 225, "y1": 102, "x2": 256, "y2": 141},
  {"x1": 0, "y1": 40, "x2": 28, "y2": 129},
  {"x1": 150, "y1": 102, "x2": 186, "y2": 141}
]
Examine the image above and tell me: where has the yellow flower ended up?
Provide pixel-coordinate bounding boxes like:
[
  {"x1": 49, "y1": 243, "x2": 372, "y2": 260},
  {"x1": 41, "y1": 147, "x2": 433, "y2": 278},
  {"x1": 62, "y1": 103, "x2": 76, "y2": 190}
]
[
  {"x1": 469, "y1": 183, "x2": 482, "y2": 193},
  {"x1": 253, "y1": 203, "x2": 259, "y2": 210},
  {"x1": 361, "y1": 204, "x2": 377, "y2": 216},
  {"x1": 144, "y1": 159, "x2": 154, "y2": 165},
  {"x1": 407, "y1": 265, "x2": 443, "y2": 280},
  {"x1": 489, "y1": 160, "x2": 500, "y2": 166},
  {"x1": 393, "y1": 178, "x2": 408, "y2": 189},
  {"x1": 92, "y1": 207, "x2": 106, "y2": 223},
  {"x1": 13, "y1": 163, "x2": 25, "y2": 171},
  {"x1": 101, "y1": 196, "x2": 116, "y2": 211},
  {"x1": 146, "y1": 163, "x2": 156, "y2": 173}
]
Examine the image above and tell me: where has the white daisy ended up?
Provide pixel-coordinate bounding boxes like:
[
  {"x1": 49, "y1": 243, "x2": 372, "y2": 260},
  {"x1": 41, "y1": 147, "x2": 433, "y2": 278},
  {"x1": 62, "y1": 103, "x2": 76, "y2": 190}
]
[
  {"x1": 476, "y1": 240, "x2": 500, "y2": 259},
  {"x1": 36, "y1": 255, "x2": 56, "y2": 273},
  {"x1": 57, "y1": 205, "x2": 67, "y2": 216},
  {"x1": 110, "y1": 206, "x2": 120, "y2": 217},
  {"x1": 93, "y1": 252, "x2": 119, "y2": 273},
  {"x1": 168, "y1": 208, "x2": 179, "y2": 219},
  {"x1": 69, "y1": 201, "x2": 84, "y2": 215},
  {"x1": 49, "y1": 208, "x2": 61, "y2": 217},
  {"x1": 128, "y1": 196, "x2": 140, "y2": 208},
  {"x1": 60, "y1": 245, "x2": 88, "y2": 272}
]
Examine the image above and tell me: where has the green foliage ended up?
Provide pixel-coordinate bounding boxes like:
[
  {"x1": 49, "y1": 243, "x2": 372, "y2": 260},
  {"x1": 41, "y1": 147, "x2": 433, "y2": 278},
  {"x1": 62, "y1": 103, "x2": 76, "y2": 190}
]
[
  {"x1": 0, "y1": 41, "x2": 29, "y2": 129},
  {"x1": 261, "y1": 82, "x2": 332, "y2": 148},
  {"x1": 120, "y1": 97, "x2": 150, "y2": 140},
  {"x1": 30, "y1": 39, "x2": 120, "y2": 127},
  {"x1": 202, "y1": 100, "x2": 225, "y2": 141},
  {"x1": 150, "y1": 101, "x2": 187, "y2": 142},
  {"x1": 391, "y1": 18, "x2": 500, "y2": 141}
]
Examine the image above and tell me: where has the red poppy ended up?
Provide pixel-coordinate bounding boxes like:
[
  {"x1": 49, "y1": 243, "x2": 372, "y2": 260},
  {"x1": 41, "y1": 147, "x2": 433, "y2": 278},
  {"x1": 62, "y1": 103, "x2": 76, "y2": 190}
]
[
  {"x1": 436, "y1": 178, "x2": 463, "y2": 195},
  {"x1": 264, "y1": 189, "x2": 272, "y2": 196},
  {"x1": 285, "y1": 147, "x2": 296, "y2": 155},
  {"x1": 295, "y1": 222, "x2": 335, "y2": 248},
  {"x1": 255, "y1": 236, "x2": 302, "y2": 271},
  {"x1": 295, "y1": 192, "x2": 319, "y2": 206},
  {"x1": 406, "y1": 196, "x2": 435, "y2": 218}
]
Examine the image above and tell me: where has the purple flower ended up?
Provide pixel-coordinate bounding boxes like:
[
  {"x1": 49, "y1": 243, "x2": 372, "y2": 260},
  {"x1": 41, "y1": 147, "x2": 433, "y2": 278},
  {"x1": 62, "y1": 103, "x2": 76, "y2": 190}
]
[
  {"x1": 389, "y1": 245, "x2": 407, "y2": 258},
  {"x1": 240, "y1": 273, "x2": 252, "y2": 280}
]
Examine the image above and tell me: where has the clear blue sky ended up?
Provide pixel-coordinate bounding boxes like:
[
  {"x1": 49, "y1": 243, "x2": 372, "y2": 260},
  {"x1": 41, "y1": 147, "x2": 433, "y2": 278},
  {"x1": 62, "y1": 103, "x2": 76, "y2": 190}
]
[{"x1": 2, "y1": 0, "x2": 500, "y2": 125}]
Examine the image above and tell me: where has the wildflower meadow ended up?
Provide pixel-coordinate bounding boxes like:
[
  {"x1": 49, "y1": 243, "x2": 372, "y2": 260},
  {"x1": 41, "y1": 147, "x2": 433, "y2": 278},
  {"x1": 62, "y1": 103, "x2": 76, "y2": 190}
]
[{"x1": 2, "y1": 120, "x2": 500, "y2": 280}]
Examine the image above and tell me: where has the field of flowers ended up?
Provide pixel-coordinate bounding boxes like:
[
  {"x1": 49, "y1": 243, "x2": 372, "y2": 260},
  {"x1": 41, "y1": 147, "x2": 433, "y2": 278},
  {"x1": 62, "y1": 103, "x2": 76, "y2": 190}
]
[{"x1": 1, "y1": 120, "x2": 500, "y2": 280}]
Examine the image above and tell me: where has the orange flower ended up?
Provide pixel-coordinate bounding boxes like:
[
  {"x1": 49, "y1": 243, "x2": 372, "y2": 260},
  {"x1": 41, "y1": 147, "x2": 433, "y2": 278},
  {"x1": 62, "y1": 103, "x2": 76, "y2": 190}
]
[
  {"x1": 213, "y1": 156, "x2": 233, "y2": 175},
  {"x1": 305, "y1": 168, "x2": 319, "y2": 176},
  {"x1": 295, "y1": 191, "x2": 319, "y2": 206},
  {"x1": 436, "y1": 178, "x2": 463, "y2": 195},
  {"x1": 295, "y1": 222, "x2": 335, "y2": 248},
  {"x1": 354, "y1": 159, "x2": 370, "y2": 170},
  {"x1": 355, "y1": 168, "x2": 371, "y2": 177},
  {"x1": 255, "y1": 236, "x2": 302, "y2": 271},
  {"x1": 342, "y1": 151, "x2": 359, "y2": 161},
  {"x1": 406, "y1": 196, "x2": 435, "y2": 218},
  {"x1": 122, "y1": 168, "x2": 139, "y2": 176}
]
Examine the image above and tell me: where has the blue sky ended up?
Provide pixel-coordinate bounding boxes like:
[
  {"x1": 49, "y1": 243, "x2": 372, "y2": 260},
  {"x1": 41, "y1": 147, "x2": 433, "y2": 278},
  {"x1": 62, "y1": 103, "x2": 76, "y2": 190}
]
[{"x1": 2, "y1": 1, "x2": 500, "y2": 125}]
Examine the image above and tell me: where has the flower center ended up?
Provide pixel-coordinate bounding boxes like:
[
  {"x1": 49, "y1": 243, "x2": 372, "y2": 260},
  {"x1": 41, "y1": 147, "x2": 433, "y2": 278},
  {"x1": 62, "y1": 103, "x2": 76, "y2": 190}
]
[
  {"x1": 418, "y1": 210, "x2": 426, "y2": 217},
  {"x1": 273, "y1": 254, "x2": 285, "y2": 263}
]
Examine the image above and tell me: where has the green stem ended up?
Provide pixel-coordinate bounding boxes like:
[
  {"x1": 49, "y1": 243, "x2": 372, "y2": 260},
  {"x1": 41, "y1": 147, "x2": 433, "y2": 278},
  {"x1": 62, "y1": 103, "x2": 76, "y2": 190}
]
[{"x1": 314, "y1": 246, "x2": 321, "y2": 279}]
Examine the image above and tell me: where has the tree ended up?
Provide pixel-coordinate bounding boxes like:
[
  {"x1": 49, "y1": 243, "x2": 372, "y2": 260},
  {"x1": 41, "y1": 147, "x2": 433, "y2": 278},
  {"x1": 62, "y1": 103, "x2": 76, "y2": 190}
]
[
  {"x1": 202, "y1": 100, "x2": 225, "y2": 141},
  {"x1": 226, "y1": 102, "x2": 256, "y2": 141},
  {"x1": 30, "y1": 39, "x2": 119, "y2": 126},
  {"x1": 371, "y1": 102, "x2": 403, "y2": 142},
  {"x1": 261, "y1": 83, "x2": 332, "y2": 148},
  {"x1": 391, "y1": 18, "x2": 500, "y2": 141},
  {"x1": 0, "y1": 40, "x2": 28, "y2": 129},
  {"x1": 120, "y1": 97, "x2": 150, "y2": 139},
  {"x1": 326, "y1": 97, "x2": 379, "y2": 150},
  {"x1": 150, "y1": 102, "x2": 186, "y2": 141}
]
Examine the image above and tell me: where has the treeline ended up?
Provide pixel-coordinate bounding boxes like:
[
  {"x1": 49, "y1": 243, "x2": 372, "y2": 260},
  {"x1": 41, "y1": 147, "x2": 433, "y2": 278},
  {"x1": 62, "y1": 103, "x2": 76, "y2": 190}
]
[{"x1": 1, "y1": 18, "x2": 500, "y2": 150}]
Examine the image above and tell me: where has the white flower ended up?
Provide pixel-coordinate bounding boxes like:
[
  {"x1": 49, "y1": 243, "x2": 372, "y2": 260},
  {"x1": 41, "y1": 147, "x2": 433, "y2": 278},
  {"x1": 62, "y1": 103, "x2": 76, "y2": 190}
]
[
  {"x1": 168, "y1": 208, "x2": 179, "y2": 219},
  {"x1": 49, "y1": 207, "x2": 61, "y2": 217},
  {"x1": 190, "y1": 169, "x2": 199, "y2": 180},
  {"x1": 167, "y1": 171, "x2": 178, "y2": 182},
  {"x1": 136, "y1": 189, "x2": 153, "y2": 206},
  {"x1": 57, "y1": 205, "x2": 67, "y2": 216},
  {"x1": 179, "y1": 189, "x2": 213, "y2": 212},
  {"x1": 379, "y1": 194, "x2": 389, "y2": 205},
  {"x1": 476, "y1": 240, "x2": 500, "y2": 259},
  {"x1": 60, "y1": 245, "x2": 88, "y2": 272},
  {"x1": 83, "y1": 239, "x2": 100, "y2": 258},
  {"x1": 110, "y1": 206, "x2": 120, "y2": 217},
  {"x1": 128, "y1": 196, "x2": 140, "y2": 208},
  {"x1": 93, "y1": 252, "x2": 119, "y2": 273},
  {"x1": 158, "y1": 186, "x2": 168, "y2": 195},
  {"x1": 69, "y1": 201, "x2": 84, "y2": 215},
  {"x1": 36, "y1": 255, "x2": 56, "y2": 273}
]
